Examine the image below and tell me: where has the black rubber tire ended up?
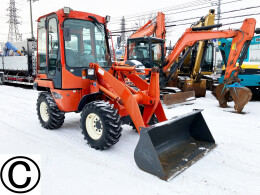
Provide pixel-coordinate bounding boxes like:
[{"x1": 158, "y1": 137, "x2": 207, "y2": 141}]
[
  {"x1": 80, "y1": 100, "x2": 122, "y2": 150},
  {"x1": 129, "y1": 105, "x2": 158, "y2": 132},
  {"x1": 36, "y1": 92, "x2": 65, "y2": 129},
  {"x1": 0, "y1": 75, "x2": 4, "y2": 85}
]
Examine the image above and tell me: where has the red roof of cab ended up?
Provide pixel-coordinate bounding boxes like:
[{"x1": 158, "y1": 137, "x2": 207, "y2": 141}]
[{"x1": 37, "y1": 8, "x2": 106, "y2": 24}]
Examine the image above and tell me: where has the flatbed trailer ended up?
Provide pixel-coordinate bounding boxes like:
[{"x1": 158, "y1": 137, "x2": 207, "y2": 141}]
[{"x1": 0, "y1": 39, "x2": 36, "y2": 85}]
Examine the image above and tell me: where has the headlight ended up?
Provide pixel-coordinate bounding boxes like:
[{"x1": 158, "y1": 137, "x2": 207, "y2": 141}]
[
  {"x1": 52, "y1": 92, "x2": 63, "y2": 99},
  {"x1": 63, "y1": 7, "x2": 70, "y2": 15},
  {"x1": 88, "y1": 68, "x2": 95, "y2": 75},
  {"x1": 105, "y1": 15, "x2": 111, "y2": 23}
]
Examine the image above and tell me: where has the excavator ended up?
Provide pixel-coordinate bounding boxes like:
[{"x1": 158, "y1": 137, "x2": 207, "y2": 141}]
[
  {"x1": 125, "y1": 10, "x2": 218, "y2": 99},
  {"x1": 159, "y1": 20, "x2": 256, "y2": 113},
  {"x1": 124, "y1": 12, "x2": 196, "y2": 104},
  {"x1": 178, "y1": 9, "x2": 216, "y2": 97},
  {"x1": 218, "y1": 30, "x2": 260, "y2": 96},
  {"x1": 124, "y1": 12, "x2": 256, "y2": 112},
  {"x1": 34, "y1": 7, "x2": 216, "y2": 180}
]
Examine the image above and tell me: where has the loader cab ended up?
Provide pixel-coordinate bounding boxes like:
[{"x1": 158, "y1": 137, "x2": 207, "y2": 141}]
[
  {"x1": 36, "y1": 8, "x2": 111, "y2": 89},
  {"x1": 127, "y1": 37, "x2": 165, "y2": 68}
]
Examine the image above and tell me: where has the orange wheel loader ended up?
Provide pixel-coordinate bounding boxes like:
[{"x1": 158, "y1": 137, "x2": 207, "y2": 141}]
[{"x1": 33, "y1": 7, "x2": 216, "y2": 180}]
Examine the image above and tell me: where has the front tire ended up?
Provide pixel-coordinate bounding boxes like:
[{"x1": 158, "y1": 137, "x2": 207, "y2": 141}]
[
  {"x1": 36, "y1": 92, "x2": 65, "y2": 129},
  {"x1": 0, "y1": 74, "x2": 4, "y2": 85},
  {"x1": 80, "y1": 101, "x2": 122, "y2": 150}
]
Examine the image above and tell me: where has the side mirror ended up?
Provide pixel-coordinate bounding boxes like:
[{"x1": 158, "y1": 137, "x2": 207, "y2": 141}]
[
  {"x1": 117, "y1": 36, "x2": 121, "y2": 48},
  {"x1": 64, "y1": 26, "x2": 71, "y2": 42}
]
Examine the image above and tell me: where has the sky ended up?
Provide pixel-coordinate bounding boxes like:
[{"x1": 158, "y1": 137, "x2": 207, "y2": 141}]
[{"x1": 0, "y1": 0, "x2": 259, "y2": 45}]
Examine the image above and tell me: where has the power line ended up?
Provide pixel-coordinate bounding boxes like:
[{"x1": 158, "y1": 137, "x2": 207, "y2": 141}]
[
  {"x1": 109, "y1": 0, "x2": 243, "y2": 25},
  {"x1": 221, "y1": 5, "x2": 260, "y2": 14},
  {"x1": 109, "y1": 2, "x2": 259, "y2": 32},
  {"x1": 163, "y1": 4, "x2": 260, "y2": 25},
  {"x1": 109, "y1": 0, "x2": 219, "y2": 24},
  {"x1": 221, "y1": 12, "x2": 260, "y2": 20},
  {"x1": 110, "y1": 9, "x2": 259, "y2": 35},
  {"x1": 112, "y1": 0, "x2": 211, "y2": 20}
]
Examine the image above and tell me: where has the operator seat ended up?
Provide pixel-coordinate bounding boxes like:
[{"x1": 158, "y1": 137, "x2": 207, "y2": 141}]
[
  {"x1": 135, "y1": 49, "x2": 144, "y2": 59},
  {"x1": 65, "y1": 49, "x2": 77, "y2": 67}
]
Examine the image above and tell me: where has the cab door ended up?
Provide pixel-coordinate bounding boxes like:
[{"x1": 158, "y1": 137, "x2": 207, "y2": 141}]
[{"x1": 47, "y1": 15, "x2": 62, "y2": 88}]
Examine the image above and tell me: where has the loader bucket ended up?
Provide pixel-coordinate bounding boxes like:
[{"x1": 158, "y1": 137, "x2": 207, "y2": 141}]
[{"x1": 134, "y1": 110, "x2": 216, "y2": 181}]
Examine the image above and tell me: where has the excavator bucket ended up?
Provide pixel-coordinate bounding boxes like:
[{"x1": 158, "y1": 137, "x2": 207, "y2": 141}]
[
  {"x1": 215, "y1": 83, "x2": 252, "y2": 113},
  {"x1": 163, "y1": 91, "x2": 196, "y2": 105},
  {"x1": 183, "y1": 79, "x2": 207, "y2": 97},
  {"x1": 134, "y1": 110, "x2": 216, "y2": 181}
]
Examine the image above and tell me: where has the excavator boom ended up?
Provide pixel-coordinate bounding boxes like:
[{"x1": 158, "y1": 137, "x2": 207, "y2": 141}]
[
  {"x1": 124, "y1": 12, "x2": 165, "y2": 60},
  {"x1": 163, "y1": 18, "x2": 256, "y2": 112}
]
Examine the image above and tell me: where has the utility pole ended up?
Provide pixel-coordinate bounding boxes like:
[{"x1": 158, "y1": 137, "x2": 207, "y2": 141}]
[
  {"x1": 217, "y1": 0, "x2": 221, "y2": 28},
  {"x1": 7, "y1": 0, "x2": 22, "y2": 42},
  {"x1": 120, "y1": 16, "x2": 126, "y2": 47},
  {"x1": 28, "y1": 0, "x2": 38, "y2": 39}
]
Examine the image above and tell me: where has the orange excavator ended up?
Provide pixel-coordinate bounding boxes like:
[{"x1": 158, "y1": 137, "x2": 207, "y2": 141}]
[
  {"x1": 124, "y1": 12, "x2": 196, "y2": 104},
  {"x1": 124, "y1": 14, "x2": 256, "y2": 112},
  {"x1": 160, "y1": 19, "x2": 256, "y2": 112}
]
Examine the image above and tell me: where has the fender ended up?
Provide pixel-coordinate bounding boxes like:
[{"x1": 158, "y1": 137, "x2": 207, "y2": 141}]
[{"x1": 77, "y1": 92, "x2": 101, "y2": 112}]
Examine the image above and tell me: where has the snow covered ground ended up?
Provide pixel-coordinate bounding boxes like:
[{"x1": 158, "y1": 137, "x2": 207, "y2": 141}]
[{"x1": 0, "y1": 85, "x2": 260, "y2": 195}]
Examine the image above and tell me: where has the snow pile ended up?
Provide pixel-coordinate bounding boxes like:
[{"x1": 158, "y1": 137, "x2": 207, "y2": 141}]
[{"x1": 0, "y1": 85, "x2": 260, "y2": 194}]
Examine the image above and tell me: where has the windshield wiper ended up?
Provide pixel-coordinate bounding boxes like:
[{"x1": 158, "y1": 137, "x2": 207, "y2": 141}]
[{"x1": 88, "y1": 16, "x2": 104, "y2": 35}]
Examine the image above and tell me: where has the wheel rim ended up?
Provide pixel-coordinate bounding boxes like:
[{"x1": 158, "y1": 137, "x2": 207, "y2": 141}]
[
  {"x1": 86, "y1": 113, "x2": 103, "y2": 140},
  {"x1": 40, "y1": 102, "x2": 49, "y2": 122}
]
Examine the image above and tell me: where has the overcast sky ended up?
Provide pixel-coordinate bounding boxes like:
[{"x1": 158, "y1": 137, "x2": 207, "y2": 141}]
[{"x1": 0, "y1": 0, "x2": 259, "y2": 44}]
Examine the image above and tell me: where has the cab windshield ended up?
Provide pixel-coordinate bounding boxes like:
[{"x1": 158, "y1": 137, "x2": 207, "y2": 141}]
[
  {"x1": 128, "y1": 38, "x2": 163, "y2": 68},
  {"x1": 64, "y1": 19, "x2": 110, "y2": 68}
]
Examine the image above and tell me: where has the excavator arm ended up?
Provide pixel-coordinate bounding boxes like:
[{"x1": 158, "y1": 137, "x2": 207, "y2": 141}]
[
  {"x1": 191, "y1": 9, "x2": 216, "y2": 77},
  {"x1": 129, "y1": 12, "x2": 166, "y2": 39},
  {"x1": 163, "y1": 19, "x2": 256, "y2": 78},
  {"x1": 163, "y1": 18, "x2": 256, "y2": 112},
  {"x1": 124, "y1": 12, "x2": 165, "y2": 60}
]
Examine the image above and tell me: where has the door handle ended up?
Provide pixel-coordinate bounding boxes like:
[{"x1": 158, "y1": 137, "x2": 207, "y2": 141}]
[{"x1": 56, "y1": 60, "x2": 61, "y2": 71}]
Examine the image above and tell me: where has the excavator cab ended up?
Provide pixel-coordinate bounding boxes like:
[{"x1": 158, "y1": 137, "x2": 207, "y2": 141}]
[
  {"x1": 179, "y1": 41, "x2": 214, "y2": 75},
  {"x1": 200, "y1": 41, "x2": 214, "y2": 74},
  {"x1": 127, "y1": 37, "x2": 165, "y2": 68}
]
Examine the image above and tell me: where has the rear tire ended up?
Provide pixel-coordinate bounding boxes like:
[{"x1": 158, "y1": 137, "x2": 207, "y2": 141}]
[
  {"x1": 36, "y1": 92, "x2": 65, "y2": 129},
  {"x1": 80, "y1": 101, "x2": 122, "y2": 150}
]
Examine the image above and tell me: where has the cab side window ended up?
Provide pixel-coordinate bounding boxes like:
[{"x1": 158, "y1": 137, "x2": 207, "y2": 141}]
[
  {"x1": 48, "y1": 18, "x2": 59, "y2": 75},
  {"x1": 37, "y1": 17, "x2": 46, "y2": 74}
]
